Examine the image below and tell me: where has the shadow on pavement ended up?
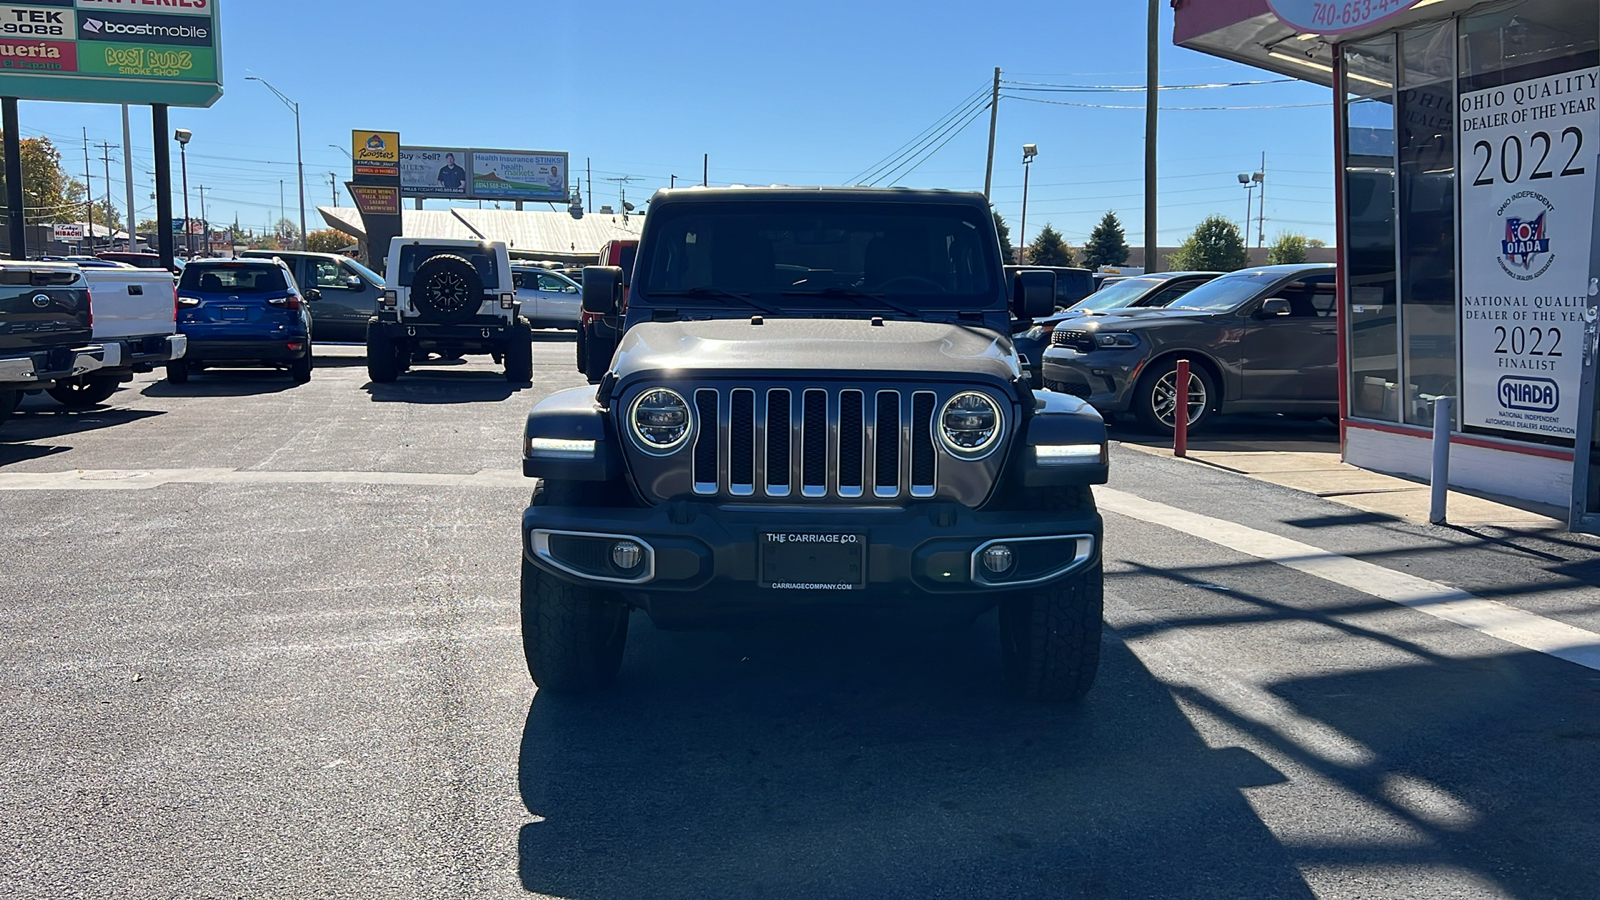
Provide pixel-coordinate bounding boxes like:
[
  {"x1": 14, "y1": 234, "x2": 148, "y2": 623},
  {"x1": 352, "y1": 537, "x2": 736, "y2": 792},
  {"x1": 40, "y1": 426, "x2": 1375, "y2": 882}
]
[
  {"x1": 516, "y1": 618, "x2": 1315, "y2": 899},
  {"x1": 362, "y1": 371, "x2": 524, "y2": 404},
  {"x1": 1, "y1": 400, "x2": 165, "y2": 447},
  {"x1": 1110, "y1": 413, "x2": 1338, "y2": 453},
  {"x1": 141, "y1": 371, "x2": 302, "y2": 398}
]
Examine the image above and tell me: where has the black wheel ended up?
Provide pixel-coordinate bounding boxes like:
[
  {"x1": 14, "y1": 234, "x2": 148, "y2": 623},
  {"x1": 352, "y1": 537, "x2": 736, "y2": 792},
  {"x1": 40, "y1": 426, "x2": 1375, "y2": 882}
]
[
  {"x1": 505, "y1": 319, "x2": 533, "y2": 384},
  {"x1": 1133, "y1": 359, "x2": 1216, "y2": 434},
  {"x1": 366, "y1": 323, "x2": 400, "y2": 383},
  {"x1": 290, "y1": 344, "x2": 313, "y2": 384},
  {"x1": 166, "y1": 360, "x2": 190, "y2": 384},
  {"x1": 521, "y1": 479, "x2": 632, "y2": 693},
  {"x1": 0, "y1": 389, "x2": 16, "y2": 429},
  {"x1": 46, "y1": 374, "x2": 120, "y2": 407},
  {"x1": 575, "y1": 327, "x2": 588, "y2": 373},
  {"x1": 1000, "y1": 563, "x2": 1104, "y2": 702},
  {"x1": 412, "y1": 253, "x2": 484, "y2": 325},
  {"x1": 583, "y1": 324, "x2": 614, "y2": 384}
]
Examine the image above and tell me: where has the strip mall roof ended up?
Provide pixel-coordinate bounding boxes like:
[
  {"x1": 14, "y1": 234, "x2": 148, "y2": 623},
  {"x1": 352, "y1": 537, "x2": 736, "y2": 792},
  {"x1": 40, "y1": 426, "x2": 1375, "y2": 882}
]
[{"x1": 316, "y1": 207, "x2": 644, "y2": 259}]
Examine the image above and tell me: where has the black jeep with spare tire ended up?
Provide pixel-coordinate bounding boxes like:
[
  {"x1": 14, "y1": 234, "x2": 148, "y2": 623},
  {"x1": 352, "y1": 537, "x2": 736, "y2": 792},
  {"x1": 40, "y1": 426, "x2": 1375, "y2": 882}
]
[
  {"x1": 518, "y1": 187, "x2": 1111, "y2": 701},
  {"x1": 367, "y1": 238, "x2": 532, "y2": 384}
]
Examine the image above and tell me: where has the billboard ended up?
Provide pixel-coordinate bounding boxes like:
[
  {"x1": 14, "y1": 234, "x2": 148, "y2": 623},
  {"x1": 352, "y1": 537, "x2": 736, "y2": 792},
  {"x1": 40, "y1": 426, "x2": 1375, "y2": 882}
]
[
  {"x1": 52, "y1": 222, "x2": 83, "y2": 242},
  {"x1": 0, "y1": 0, "x2": 221, "y2": 107},
  {"x1": 470, "y1": 150, "x2": 567, "y2": 202},
  {"x1": 400, "y1": 146, "x2": 471, "y2": 198}
]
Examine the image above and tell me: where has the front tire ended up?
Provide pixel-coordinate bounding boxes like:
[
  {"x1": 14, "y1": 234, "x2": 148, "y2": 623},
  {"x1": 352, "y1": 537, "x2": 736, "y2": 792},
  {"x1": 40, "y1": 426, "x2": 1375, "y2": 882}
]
[
  {"x1": 504, "y1": 318, "x2": 533, "y2": 384},
  {"x1": 366, "y1": 323, "x2": 400, "y2": 383},
  {"x1": 1133, "y1": 359, "x2": 1216, "y2": 434},
  {"x1": 46, "y1": 374, "x2": 120, "y2": 407},
  {"x1": 520, "y1": 479, "x2": 632, "y2": 693}
]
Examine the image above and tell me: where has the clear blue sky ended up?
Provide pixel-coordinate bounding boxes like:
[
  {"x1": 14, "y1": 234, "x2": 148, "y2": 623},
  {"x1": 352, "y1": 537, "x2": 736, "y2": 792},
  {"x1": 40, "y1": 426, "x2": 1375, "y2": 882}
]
[{"x1": 18, "y1": 0, "x2": 1337, "y2": 248}]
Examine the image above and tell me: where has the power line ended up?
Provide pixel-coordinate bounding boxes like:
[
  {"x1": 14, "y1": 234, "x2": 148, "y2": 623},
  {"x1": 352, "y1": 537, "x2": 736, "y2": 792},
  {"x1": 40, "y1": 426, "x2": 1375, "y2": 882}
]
[
  {"x1": 1001, "y1": 93, "x2": 1332, "y2": 112},
  {"x1": 868, "y1": 93, "x2": 992, "y2": 187},
  {"x1": 848, "y1": 83, "x2": 990, "y2": 186},
  {"x1": 887, "y1": 101, "x2": 991, "y2": 187},
  {"x1": 1000, "y1": 77, "x2": 1299, "y2": 92}
]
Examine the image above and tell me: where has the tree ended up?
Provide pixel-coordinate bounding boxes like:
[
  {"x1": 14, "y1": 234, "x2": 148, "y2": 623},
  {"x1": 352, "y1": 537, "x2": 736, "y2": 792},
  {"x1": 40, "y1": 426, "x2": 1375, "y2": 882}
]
[
  {"x1": 1026, "y1": 224, "x2": 1075, "y2": 267},
  {"x1": 248, "y1": 234, "x2": 282, "y2": 251},
  {"x1": 87, "y1": 197, "x2": 123, "y2": 234},
  {"x1": 1306, "y1": 237, "x2": 1327, "y2": 249},
  {"x1": 1167, "y1": 216, "x2": 1249, "y2": 272},
  {"x1": 993, "y1": 211, "x2": 1015, "y2": 264},
  {"x1": 0, "y1": 135, "x2": 86, "y2": 227},
  {"x1": 1267, "y1": 231, "x2": 1309, "y2": 266},
  {"x1": 274, "y1": 217, "x2": 301, "y2": 247},
  {"x1": 306, "y1": 228, "x2": 355, "y2": 254},
  {"x1": 1082, "y1": 211, "x2": 1130, "y2": 270}
]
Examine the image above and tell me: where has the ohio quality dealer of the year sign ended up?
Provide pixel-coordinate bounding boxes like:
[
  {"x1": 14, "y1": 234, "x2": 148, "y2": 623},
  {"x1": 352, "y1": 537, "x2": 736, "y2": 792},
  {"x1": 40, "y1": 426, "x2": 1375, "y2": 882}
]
[
  {"x1": 0, "y1": 0, "x2": 221, "y2": 108},
  {"x1": 1458, "y1": 67, "x2": 1599, "y2": 440}
]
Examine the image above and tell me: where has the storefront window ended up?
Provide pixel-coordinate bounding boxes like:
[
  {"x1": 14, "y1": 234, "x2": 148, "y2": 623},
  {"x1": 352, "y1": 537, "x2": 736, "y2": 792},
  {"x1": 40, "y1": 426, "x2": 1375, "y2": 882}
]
[
  {"x1": 1398, "y1": 22, "x2": 1458, "y2": 426},
  {"x1": 1344, "y1": 37, "x2": 1400, "y2": 421},
  {"x1": 1460, "y1": 0, "x2": 1599, "y2": 91}
]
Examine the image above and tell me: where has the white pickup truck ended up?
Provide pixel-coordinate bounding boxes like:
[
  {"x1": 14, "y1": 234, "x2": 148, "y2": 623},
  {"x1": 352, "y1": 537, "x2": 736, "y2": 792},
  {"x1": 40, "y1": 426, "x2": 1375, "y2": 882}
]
[{"x1": 45, "y1": 264, "x2": 186, "y2": 407}]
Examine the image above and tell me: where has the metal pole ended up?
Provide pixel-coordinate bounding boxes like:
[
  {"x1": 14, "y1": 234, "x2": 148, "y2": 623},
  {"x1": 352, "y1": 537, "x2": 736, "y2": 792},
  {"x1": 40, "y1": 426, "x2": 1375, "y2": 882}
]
[
  {"x1": 122, "y1": 105, "x2": 136, "y2": 250},
  {"x1": 1244, "y1": 185, "x2": 1252, "y2": 239},
  {"x1": 1019, "y1": 161, "x2": 1030, "y2": 264},
  {"x1": 197, "y1": 185, "x2": 207, "y2": 256},
  {"x1": 4, "y1": 98, "x2": 26, "y2": 260},
  {"x1": 1429, "y1": 396, "x2": 1454, "y2": 525},
  {"x1": 1258, "y1": 151, "x2": 1267, "y2": 248},
  {"x1": 179, "y1": 144, "x2": 191, "y2": 257},
  {"x1": 983, "y1": 67, "x2": 1000, "y2": 200},
  {"x1": 586, "y1": 158, "x2": 592, "y2": 212},
  {"x1": 152, "y1": 104, "x2": 174, "y2": 269},
  {"x1": 294, "y1": 101, "x2": 306, "y2": 250},
  {"x1": 99, "y1": 142, "x2": 116, "y2": 245},
  {"x1": 83, "y1": 128, "x2": 94, "y2": 247},
  {"x1": 1144, "y1": 0, "x2": 1160, "y2": 273},
  {"x1": 703, "y1": 153, "x2": 708, "y2": 187},
  {"x1": 1175, "y1": 359, "x2": 1191, "y2": 457}
]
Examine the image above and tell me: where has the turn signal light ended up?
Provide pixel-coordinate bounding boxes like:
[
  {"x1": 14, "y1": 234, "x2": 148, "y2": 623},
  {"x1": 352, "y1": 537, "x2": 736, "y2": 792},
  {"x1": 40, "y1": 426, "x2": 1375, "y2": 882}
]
[{"x1": 267, "y1": 295, "x2": 302, "y2": 311}]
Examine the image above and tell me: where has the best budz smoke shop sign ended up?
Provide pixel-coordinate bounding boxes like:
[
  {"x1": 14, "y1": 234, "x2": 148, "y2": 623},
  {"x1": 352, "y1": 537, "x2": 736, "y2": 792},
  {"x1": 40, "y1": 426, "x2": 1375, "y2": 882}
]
[
  {"x1": 1458, "y1": 68, "x2": 1598, "y2": 440},
  {"x1": 0, "y1": 0, "x2": 221, "y2": 108}
]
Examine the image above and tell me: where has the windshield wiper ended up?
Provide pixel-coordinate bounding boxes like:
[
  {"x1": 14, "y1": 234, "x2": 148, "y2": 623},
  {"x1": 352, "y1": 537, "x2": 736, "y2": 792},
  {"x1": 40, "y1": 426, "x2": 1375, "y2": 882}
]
[
  {"x1": 780, "y1": 285, "x2": 920, "y2": 318},
  {"x1": 652, "y1": 286, "x2": 778, "y2": 315}
]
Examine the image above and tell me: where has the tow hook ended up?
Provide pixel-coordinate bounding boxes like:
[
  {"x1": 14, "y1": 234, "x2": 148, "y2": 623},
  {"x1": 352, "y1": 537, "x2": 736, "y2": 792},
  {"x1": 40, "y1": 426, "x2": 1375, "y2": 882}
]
[
  {"x1": 406, "y1": 326, "x2": 417, "y2": 337},
  {"x1": 482, "y1": 328, "x2": 491, "y2": 338}
]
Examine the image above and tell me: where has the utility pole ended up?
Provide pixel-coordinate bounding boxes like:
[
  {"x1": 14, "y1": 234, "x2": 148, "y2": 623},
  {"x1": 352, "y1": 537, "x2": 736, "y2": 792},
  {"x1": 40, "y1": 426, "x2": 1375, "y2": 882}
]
[
  {"x1": 279, "y1": 180, "x2": 285, "y2": 243},
  {"x1": 983, "y1": 67, "x2": 1000, "y2": 200},
  {"x1": 1258, "y1": 151, "x2": 1267, "y2": 249},
  {"x1": 83, "y1": 128, "x2": 94, "y2": 246},
  {"x1": 1144, "y1": 0, "x2": 1160, "y2": 273},
  {"x1": 585, "y1": 158, "x2": 592, "y2": 212},
  {"x1": 97, "y1": 141, "x2": 118, "y2": 244},
  {"x1": 121, "y1": 105, "x2": 136, "y2": 251},
  {"x1": 328, "y1": 172, "x2": 338, "y2": 206},
  {"x1": 196, "y1": 185, "x2": 209, "y2": 256},
  {"x1": 703, "y1": 153, "x2": 708, "y2": 187}
]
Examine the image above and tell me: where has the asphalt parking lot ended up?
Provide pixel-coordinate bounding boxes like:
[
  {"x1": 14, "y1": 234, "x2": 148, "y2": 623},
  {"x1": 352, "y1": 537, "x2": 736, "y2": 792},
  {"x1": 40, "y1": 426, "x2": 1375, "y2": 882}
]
[{"x1": 3, "y1": 340, "x2": 1598, "y2": 899}]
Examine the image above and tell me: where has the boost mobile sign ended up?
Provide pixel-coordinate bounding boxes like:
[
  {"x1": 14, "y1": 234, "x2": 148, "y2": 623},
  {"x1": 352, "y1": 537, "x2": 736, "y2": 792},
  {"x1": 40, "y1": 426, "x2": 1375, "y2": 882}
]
[{"x1": 1458, "y1": 67, "x2": 1599, "y2": 439}]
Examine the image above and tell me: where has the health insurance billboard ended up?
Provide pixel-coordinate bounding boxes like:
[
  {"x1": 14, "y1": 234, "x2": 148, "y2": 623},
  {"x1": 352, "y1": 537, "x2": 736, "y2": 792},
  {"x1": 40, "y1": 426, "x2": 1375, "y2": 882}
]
[
  {"x1": 0, "y1": 0, "x2": 222, "y2": 107},
  {"x1": 468, "y1": 149, "x2": 567, "y2": 202}
]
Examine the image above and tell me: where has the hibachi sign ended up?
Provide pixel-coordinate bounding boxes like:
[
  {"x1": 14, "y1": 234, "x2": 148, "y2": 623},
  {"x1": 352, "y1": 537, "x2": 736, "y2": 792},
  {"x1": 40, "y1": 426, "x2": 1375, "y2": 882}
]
[
  {"x1": 0, "y1": 0, "x2": 222, "y2": 108},
  {"x1": 1267, "y1": 0, "x2": 1422, "y2": 34}
]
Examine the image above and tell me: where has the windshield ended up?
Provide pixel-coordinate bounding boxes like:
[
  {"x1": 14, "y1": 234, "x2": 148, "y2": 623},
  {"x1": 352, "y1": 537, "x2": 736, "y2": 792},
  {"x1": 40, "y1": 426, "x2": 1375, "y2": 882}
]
[
  {"x1": 179, "y1": 263, "x2": 289, "y2": 294},
  {"x1": 637, "y1": 201, "x2": 1000, "y2": 311},
  {"x1": 1077, "y1": 276, "x2": 1164, "y2": 311},
  {"x1": 345, "y1": 258, "x2": 384, "y2": 285},
  {"x1": 1166, "y1": 270, "x2": 1285, "y2": 312}
]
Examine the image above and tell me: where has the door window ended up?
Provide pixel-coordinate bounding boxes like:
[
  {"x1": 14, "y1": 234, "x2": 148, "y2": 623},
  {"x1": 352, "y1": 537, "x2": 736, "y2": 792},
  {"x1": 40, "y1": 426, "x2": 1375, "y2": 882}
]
[
  {"x1": 1269, "y1": 274, "x2": 1338, "y2": 318},
  {"x1": 313, "y1": 261, "x2": 351, "y2": 290},
  {"x1": 536, "y1": 273, "x2": 576, "y2": 293}
]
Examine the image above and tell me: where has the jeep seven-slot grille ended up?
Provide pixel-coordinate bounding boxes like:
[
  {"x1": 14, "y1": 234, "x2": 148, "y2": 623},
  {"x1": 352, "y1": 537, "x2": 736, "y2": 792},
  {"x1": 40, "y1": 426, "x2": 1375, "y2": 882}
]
[{"x1": 688, "y1": 386, "x2": 939, "y2": 500}]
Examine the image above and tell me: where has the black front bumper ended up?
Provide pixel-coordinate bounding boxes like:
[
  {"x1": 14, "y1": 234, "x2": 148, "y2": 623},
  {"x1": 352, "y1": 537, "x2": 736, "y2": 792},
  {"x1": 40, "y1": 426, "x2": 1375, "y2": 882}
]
[{"x1": 523, "y1": 499, "x2": 1102, "y2": 624}]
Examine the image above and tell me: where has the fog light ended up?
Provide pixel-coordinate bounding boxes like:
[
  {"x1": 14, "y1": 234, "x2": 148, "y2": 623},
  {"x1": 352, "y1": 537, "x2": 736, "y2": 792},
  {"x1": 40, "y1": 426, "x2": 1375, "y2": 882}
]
[
  {"x1": 982, "y1": 544, "x2": 1014, "y2": 574},
  {"x1": 611, "y1": 540, "x2": 643, "y2": 570}
]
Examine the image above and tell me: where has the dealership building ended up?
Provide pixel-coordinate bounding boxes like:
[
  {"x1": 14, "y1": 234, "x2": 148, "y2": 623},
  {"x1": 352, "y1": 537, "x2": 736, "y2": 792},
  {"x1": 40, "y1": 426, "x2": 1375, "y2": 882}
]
[{"x1": 1174, "y1": 0, "x2": 1599, "y2": 532}]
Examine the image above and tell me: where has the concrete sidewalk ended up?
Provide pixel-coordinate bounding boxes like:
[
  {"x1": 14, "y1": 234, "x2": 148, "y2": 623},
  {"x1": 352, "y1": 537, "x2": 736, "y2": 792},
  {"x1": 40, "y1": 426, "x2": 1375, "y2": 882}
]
[{"x1": 1117, "y1": 439, "x2": 1569, "y2": 530}]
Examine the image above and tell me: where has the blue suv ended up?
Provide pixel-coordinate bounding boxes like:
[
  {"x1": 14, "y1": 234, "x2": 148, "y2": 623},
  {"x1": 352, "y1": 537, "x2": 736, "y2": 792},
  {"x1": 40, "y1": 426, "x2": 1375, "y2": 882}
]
[{"x1": 169, "y1": 259, "x2": 313, "y2": 385}]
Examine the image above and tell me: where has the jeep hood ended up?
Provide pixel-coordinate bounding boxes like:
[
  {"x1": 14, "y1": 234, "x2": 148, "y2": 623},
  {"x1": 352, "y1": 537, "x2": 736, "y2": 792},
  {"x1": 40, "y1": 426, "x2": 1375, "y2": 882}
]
[{"x1": 611, "y1": 318, "x2": 1019, "y2": 382}]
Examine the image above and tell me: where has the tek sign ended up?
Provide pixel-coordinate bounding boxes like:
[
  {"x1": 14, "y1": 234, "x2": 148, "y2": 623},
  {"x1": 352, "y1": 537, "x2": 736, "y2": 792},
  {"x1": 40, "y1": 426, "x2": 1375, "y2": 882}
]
[
  {"x1": 0, "y1": 0, "x2": 220, "y2": 107},
  {"x1": 1267, "y1": 0, "x2": 1420, "y2": 34},
  {"x1": 1458, "y1": 67, "x2": 1600, "y2": 439}
]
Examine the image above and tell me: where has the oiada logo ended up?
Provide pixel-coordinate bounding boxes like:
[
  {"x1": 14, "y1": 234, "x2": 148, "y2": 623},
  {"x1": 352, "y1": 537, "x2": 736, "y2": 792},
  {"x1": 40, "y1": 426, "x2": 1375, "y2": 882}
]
[
  {"x1": 1496, "y1": 191, "x2": 1557, "y2": 280},
  {"x1": 1498, "y1": 375, "x2": 1559, "y2": 413},
  {"x1": 1502, "y1": 214, "x2": 1549, "y2": 268}
]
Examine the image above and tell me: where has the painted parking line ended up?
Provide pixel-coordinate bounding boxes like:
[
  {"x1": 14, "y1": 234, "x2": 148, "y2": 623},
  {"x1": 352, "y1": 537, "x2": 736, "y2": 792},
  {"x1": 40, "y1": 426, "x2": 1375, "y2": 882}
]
[
  {"x1": 0, "y1": 468, "x2": 528, "y2": 491},
  {"x1": 1096, "y1": 487, "x2": 1600, "y2": 672}
]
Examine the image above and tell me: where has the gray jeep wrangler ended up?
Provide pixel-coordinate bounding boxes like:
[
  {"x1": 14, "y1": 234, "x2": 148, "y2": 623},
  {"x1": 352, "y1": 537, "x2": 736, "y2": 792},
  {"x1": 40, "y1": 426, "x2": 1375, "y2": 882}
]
[{"x1": 519, "y1": 187, "x2": 1109, "y2": 700}]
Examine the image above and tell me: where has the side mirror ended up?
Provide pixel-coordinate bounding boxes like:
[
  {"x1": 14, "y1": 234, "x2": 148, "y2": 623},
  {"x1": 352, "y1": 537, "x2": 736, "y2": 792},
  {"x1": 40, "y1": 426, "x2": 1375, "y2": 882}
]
[
  {"x1": 1256, "y1": 298, "x2": 1291, "y2": 318},
  {"x1": 345, "y1": 275, "x2": 364, "y2": 290},
  {"x1": 1011, "y1": 269, "x2": 1055, "y2": 320},
  {"x1": 582, "y1": 265, "x2": 625, "y2": 315},
  {"x1": 305, "y1": 288, "x2": 322, "y2": 302}
]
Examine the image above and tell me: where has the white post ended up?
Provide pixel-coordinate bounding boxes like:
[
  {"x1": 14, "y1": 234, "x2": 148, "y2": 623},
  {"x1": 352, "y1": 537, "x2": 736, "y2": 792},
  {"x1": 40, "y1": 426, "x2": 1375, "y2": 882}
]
[
  {"x1": 1429, "y1": 396, "x2": 1454, "y2": 525},
  {"x1": 121, "y1": 105, "x2": 136, "y2": 250}
]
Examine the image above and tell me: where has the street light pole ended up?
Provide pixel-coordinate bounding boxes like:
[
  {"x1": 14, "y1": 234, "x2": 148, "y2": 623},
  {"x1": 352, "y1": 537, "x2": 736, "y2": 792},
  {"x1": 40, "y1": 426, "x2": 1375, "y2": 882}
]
[
  {"x1": 174, "y1": 127, "x2": 192, "y2": 258},
  {"x1": 247, "y1": 77, "x2": 307, "y2": 251},
  {"x1": 1019, "y1": 143, "x2": 1037, "y2": 264}
]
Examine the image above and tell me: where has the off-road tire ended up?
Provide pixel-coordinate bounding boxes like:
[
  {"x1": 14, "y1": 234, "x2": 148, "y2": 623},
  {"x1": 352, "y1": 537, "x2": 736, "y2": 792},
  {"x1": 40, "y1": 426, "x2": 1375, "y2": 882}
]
[
  {"x1": 366, "y1": 323, "x2": 400, "y2": 383},
  {"x1": 290, "y1": 345, "x2": 313, "y2": 384},
  {"x1": 505, "y1": 318, "x2": 533, "y2": 384},
  {"x1": 0, "y1": 389, "x2": 16, "y2": 428},
  {"x1": 1000, "y1": 563, "x2": 1104, "y2": 702},
  {"x1": 521, "y1": 479, "x2": 632, "y2": 693},
  {"x1": 46, "y1": 374, "x2": 120, "y2": 407},
  {"x1": 165, "y1": 360, "x2": 190, "y2": 384},
  {"x1": 1132, "y1": 359, "x2": 1217, "y2": 435},
  {"x1": 412, "y1": 253, "x2": 484, "y2": 326}
]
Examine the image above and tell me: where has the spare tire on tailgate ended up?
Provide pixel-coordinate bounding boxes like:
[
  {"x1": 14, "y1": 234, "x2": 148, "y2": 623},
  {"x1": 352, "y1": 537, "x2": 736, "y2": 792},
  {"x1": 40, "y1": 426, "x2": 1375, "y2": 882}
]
[{"x1": 412, "y1": 253, "x2": 484, "y2": 325}]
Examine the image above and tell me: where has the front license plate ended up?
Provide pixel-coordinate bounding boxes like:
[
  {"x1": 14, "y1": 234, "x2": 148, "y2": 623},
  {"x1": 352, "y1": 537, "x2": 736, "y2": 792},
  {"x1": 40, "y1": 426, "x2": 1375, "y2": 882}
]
[{"x1": 759, "y1": 532, "x2": 866, "y2": 591}]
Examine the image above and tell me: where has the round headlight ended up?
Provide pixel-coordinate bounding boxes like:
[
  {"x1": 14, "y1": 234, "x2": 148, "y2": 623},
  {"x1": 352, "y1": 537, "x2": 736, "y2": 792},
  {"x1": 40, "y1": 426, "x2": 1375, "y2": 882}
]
[
  {"x1": 629, "y1": 388, "x2": 692, "y2": 453},
  {"x1": 939, "y1": 391, "x2": 1003, "y2": 457}
]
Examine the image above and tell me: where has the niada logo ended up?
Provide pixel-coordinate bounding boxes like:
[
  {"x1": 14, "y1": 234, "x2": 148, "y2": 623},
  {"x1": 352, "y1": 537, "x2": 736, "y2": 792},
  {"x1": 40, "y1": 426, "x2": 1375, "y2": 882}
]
[
  {"x1": 1495, "y1": 190, "x2": 1557, "y2": 281},
  {"x1": 1498, "y1": 375, "x2": 1559, "y2": 413}
]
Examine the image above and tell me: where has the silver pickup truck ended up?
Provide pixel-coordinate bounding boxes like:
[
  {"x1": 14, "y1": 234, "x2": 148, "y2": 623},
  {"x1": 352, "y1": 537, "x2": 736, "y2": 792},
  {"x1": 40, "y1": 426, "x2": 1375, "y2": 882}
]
[{"x1": 44, "y1": 264, "x2": 185, "y2": 407}]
